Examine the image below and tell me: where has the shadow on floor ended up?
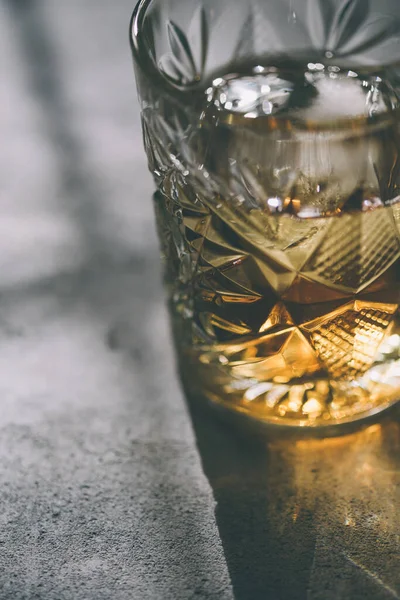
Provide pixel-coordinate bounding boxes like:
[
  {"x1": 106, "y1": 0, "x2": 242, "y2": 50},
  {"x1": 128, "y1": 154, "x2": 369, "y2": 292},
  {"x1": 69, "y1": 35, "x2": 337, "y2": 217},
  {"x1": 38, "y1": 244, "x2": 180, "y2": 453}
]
[
  {"x1": 187, "y1": 396, "x2": 400, "y2": 600},
  {"x1": 186, "y1": 398, "x2": 316, "y2": 600}
]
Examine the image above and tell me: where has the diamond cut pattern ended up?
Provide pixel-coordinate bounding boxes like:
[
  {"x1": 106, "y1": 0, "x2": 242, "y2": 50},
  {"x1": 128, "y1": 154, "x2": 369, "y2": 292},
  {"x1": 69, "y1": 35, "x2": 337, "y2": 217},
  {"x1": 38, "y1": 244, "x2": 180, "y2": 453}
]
[
  {"x1": 136, "y1": 0, "x2": 400, "y2": 424},
  {"x1": 301, "y1": 301, "x2": 398, "y2": 380},
  {"x1": 140, "y1": 54, "x2": 400, "y2": 424},
  {"x1": 153, "y1": 172, "x2": 399, "y2": 423},
  {"x1": 155, "y1": 172, "x2": 399, "y2": 347},
  {"x1": 302, "y1": 209, "x2": 400, "y2": 293}
]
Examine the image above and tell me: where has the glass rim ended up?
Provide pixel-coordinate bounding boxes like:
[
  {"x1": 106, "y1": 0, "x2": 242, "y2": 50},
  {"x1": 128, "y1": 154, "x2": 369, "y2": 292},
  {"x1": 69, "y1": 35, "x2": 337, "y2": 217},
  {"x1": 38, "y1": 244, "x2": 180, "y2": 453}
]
[
  {"x1": 130, "y1": 0, "x2": 400, "y2": 128},
  {"x1": 130, "y1": 0, "x2": 219, "y2": 102},
  {"x1": 130, "y1": 0, "x2": 151, "y2": 59},
  {"x1": 130, "y1": 0, "x2": 182, "y2": 98}
]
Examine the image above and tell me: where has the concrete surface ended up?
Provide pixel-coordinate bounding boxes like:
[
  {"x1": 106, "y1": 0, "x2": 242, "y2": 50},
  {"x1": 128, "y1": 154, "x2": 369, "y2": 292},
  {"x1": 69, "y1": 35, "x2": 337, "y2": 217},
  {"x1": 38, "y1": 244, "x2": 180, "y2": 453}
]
[{"x1": 0, "y1": 1, "x2": 399, "y2": 599}]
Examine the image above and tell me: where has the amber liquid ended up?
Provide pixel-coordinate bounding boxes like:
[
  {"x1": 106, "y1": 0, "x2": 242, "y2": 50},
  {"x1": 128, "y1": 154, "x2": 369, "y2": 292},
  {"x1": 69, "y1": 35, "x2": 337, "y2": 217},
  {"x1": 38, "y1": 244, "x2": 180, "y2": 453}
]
[{"x1": 149, "y1": 66, "x2": 400, "y2": 426}]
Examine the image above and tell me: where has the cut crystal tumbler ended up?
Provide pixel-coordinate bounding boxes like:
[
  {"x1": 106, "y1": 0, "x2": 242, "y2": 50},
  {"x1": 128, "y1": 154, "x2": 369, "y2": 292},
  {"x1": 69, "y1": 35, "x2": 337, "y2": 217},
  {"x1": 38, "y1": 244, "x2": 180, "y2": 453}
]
[{"x1": 131, "y1": 0, "x2": 400, "y2": 427}]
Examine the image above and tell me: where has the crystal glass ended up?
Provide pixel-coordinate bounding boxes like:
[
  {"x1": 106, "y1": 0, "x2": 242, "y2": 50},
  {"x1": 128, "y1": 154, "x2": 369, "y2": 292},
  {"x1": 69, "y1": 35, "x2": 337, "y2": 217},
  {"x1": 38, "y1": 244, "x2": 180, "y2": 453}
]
[{"x1": 130, "y1": 0, "x2": 400, "y2": 427}]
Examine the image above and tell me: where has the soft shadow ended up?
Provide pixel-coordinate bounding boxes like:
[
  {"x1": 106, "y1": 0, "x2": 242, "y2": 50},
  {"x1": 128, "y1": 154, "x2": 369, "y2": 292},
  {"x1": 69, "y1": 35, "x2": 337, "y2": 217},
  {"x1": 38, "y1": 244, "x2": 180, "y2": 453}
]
[
  {"x1": 186, "y1": 398, "x2": 317, "y2": 600},
  {"x1": 187, "y1": 396, "x2": 400, "y2": 600}
]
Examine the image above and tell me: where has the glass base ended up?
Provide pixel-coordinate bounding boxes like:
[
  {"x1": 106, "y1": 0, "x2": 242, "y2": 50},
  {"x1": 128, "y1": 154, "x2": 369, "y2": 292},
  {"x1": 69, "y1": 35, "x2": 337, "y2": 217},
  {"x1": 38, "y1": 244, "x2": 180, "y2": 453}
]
[{"x1": 181, "y1": 360, "x2": 400, "y2": 429}]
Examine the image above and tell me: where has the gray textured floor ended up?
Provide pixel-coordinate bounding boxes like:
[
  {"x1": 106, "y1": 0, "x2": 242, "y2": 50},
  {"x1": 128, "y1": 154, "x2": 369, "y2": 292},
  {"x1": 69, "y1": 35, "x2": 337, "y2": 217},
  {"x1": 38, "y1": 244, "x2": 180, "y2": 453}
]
[
  {"x1": 0, "y1": 1, "x2": 232, "y2": 598},
  {"x1": 0, "y1": 1, "x2": 399, "y2": 599}
]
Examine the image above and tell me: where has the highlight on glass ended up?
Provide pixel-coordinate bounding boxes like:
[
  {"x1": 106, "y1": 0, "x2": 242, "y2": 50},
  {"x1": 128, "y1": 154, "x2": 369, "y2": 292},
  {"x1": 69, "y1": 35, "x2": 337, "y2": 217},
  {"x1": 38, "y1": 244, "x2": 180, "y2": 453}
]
[{"x1": 130, "y1": 0, "x2": 400, "y2": 427}]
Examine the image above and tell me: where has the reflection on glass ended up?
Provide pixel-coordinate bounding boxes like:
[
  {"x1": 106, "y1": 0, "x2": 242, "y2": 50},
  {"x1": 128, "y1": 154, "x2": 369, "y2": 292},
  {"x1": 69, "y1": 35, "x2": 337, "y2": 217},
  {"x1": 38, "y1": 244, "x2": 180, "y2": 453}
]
[{"x1": 131, "y1": 0, "x2": 400, "y2": 426}]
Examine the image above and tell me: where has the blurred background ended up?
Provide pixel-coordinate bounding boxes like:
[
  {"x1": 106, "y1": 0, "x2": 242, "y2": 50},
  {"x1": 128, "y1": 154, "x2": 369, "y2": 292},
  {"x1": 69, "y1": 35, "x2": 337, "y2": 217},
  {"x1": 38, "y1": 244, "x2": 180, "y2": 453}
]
[
  {"x1": 0, "y1": 1, "x2": 234, "y2": 598},
  {"x1": 1, "y1": 0, "x2": 155, "y2": 281},
  {"x1": 0, "y1": 2, "x2": 399, "y2": 600}
]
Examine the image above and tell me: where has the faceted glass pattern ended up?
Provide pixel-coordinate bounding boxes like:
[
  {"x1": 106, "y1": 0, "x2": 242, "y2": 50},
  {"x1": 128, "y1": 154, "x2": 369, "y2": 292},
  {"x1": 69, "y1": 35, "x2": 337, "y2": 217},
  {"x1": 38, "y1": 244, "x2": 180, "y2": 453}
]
[
  {"x1": 154, "y1": 173, "x2": 400, "y2": 425},
  {"x1": 131, "y1": 0, "x2": 400, "y2": 426}
]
